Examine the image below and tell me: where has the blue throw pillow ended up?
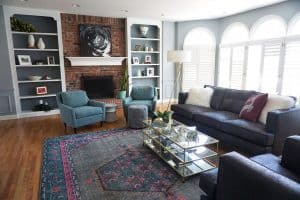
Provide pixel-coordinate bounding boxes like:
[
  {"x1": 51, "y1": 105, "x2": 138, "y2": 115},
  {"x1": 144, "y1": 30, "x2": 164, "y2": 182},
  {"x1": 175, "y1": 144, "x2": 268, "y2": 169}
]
[{"x1": 61, "y1": 90, "x2": 89, "y2": 107}]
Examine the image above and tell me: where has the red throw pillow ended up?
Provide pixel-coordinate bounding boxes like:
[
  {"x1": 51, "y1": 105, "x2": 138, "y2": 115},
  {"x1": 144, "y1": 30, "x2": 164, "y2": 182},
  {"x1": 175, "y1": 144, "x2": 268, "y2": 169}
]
[{"x1": 239, "y1": 93, "x2": 268, "y2": 122}]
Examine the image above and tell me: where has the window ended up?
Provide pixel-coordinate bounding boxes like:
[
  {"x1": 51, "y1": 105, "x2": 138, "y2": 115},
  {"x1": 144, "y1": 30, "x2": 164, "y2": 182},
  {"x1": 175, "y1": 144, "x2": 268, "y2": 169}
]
[
  {"x1": 182, "y1": 28, "x2": 216, "y2": 91},
  {"x1": 251, "y1": 15, "x2": 286, "y2": 40},
  {"x1": 218, "y1": 23, "x2": 249, "y2": 89},
  {"x1": 282, "y1": 13, "x2": 300, "y2": 99}
]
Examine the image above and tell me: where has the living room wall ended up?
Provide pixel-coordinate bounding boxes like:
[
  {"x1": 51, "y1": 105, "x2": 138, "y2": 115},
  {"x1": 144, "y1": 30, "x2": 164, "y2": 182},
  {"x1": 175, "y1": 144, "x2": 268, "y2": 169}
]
[{"x1": 61, "y1": 13, "x2": 126, "y2": 92}]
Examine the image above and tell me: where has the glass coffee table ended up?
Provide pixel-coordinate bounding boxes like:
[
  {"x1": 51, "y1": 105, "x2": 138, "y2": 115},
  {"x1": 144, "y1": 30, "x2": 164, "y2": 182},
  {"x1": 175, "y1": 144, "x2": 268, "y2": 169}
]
[{"x1": 142, "y1": 119, "x2": 219, "y2": 181}]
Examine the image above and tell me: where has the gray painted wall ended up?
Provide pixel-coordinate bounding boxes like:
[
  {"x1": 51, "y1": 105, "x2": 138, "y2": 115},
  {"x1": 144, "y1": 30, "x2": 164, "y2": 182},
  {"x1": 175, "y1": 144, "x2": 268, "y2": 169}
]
[
  {"x1": 0, "y1": 6, "x2": 16, "y2": 115},
  {"x1": 162, "y1": 21, "x2": 176, "y2": 100}
]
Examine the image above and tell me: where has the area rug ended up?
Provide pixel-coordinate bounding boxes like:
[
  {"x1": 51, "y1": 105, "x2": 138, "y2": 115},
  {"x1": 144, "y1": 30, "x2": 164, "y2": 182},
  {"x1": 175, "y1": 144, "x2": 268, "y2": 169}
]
[{"x1": 40, "y1": 128, "x2": 203, "y2": 200}]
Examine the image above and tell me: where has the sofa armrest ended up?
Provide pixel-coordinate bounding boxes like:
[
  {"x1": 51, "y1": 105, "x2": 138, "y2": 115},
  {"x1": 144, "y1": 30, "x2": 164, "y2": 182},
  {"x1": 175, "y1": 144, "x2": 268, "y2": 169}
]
[
  {"x1": 58, "y1": 104, "x2": 75, "y2": 125},
  {"x1": 265, "y1": 107, "x2": 300, "y2": 155},
  {"x1": 122, "y1": 96, "x2": 132, "y2": 105},
  {"x1": 152, "y1": 95, "x2": 158, "y2": 110},
  {"x1": 178, "y1": 92, "x2": 188, "y2": 104},
  {"x1": 281, "y1": 135, "x2": 300, "y2": 175},
  {"x1": 216, "y1": 152, "x2": 300, "y2": 200}
]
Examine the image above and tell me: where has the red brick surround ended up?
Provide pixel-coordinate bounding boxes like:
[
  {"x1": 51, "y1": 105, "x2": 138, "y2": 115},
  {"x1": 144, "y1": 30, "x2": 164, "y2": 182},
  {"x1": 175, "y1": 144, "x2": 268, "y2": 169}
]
[{"x1": 61, "y1": 13, "x2": 126, "y2": 93}]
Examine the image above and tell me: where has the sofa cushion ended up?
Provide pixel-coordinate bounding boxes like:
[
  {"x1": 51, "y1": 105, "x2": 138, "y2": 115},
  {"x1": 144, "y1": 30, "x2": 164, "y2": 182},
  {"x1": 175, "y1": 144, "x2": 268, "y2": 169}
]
[
  {"x1": 74, "y1": 106, "x2": 103, "y2": 119},
  {"x1": 239, "y1": 93, "x2": 268, "y2": 122},
  {"x1": 61, "y1": 90, "x2": 89, "y2": 107},
  {"x1": 131, "y1": 86, "x2": 154, "y2": 100},
  {"x1": 221, "y1": 119, "x2": 274, "y2": 146},
  {"x1": 251, "y1": 153, "x2": 300, "y2": 183},
  {"x1": 210, "y1": 87, "x2": 226, "y2": 110},
  {"x1": 185, "y1": 87, "x2": 213, "y2": 108},
  {"x1": 259, "y1": 94, "x2": 295, "y2": 124},
  {"x1": 171, "y1": 104, "x2": 213, "y2": 120},
  {"x1": 220, "y1": 89, "x2": 257, "y2": 114},
  {"x1": 199, "y1": 168, "x2": 218, "y2": 199},
  {"x1": 193, "y1": 111, "x2": 239, "y2": 128}
]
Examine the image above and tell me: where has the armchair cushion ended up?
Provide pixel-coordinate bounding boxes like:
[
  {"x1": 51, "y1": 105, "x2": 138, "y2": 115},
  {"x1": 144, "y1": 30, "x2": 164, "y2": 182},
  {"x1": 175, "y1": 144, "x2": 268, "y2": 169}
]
[
  {"x1": 251, "y1": 153, "x2": 300, "y2": 183},
  {"x1": 199, "y1": 168, "x2": 218, "y2": 199},
  {"x1": 61, "y1": 90, "x2": 89, "y2": 107},
  {"x1": 281, "y1": 136, "x2": 300, "y2": 176},
  {"x1": 131, "y1": 86, "x2": 155, "y2": 100},
  {"x1": 74, "y1": 106, "x2": 103, "y2": 119}
]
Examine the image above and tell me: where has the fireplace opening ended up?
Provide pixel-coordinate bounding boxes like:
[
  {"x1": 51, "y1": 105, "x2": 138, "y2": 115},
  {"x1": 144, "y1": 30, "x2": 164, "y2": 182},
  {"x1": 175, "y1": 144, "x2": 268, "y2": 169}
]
[{"x1": 81, "y1": 75, "x2": 114, "y2": 98}]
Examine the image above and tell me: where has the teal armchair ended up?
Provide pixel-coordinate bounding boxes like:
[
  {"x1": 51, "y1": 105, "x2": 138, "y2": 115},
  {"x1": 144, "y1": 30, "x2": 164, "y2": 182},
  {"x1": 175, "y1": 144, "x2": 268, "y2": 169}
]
[
  {"x1": 122, "y1": 86, "x2": 157, "y2": 119},
  {"x1": 56, "y1": 90, "x2": 106, "y2": 133}
]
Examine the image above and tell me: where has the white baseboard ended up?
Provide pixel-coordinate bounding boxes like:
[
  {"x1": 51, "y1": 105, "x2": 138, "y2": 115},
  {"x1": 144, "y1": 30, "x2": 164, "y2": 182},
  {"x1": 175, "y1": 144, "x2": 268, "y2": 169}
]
[{"x1": 0, "y1": 114, "x2": 17, "y2": 121}]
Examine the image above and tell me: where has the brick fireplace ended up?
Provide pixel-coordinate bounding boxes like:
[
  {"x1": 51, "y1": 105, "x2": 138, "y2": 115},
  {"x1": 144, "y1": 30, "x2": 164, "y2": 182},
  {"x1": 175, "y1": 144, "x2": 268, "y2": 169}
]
[{"x1": 61, "y1": 13, "x2": 126, "y2": 94}]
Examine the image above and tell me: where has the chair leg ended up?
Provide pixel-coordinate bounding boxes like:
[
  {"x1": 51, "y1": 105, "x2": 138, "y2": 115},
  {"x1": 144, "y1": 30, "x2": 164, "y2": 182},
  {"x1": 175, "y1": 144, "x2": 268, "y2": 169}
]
[
  {"x1": 100, "y1": 121, "x2": 103, "y2": 127},
  {"x1": 74, "y1": 128, "x2": 77, "y2": 134},
  {"x1": 64, "y1": 123, "x2": 67, "y2": 132}
]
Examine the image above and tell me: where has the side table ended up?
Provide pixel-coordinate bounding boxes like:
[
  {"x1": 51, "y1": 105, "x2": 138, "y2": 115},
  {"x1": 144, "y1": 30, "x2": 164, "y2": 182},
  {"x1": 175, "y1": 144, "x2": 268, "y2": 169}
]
[{"x1": 105, "y1": 104, "x2": 117, "y2": 122}]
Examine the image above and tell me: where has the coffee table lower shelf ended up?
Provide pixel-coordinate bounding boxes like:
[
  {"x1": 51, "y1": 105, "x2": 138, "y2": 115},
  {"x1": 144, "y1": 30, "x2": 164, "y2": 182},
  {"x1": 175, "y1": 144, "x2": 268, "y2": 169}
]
[{"x1": 143, "y1": 140, "x2": 216, "y2": 180}]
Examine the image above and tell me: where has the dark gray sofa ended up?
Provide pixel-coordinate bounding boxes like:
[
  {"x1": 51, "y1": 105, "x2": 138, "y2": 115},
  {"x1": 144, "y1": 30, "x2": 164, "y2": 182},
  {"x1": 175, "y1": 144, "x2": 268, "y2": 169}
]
[
  {"x1": 199, "y1": 135, "x2": 300, "y2": 200},
  {"x1": 171, "y1": 86, "x2": 300, "y2": 155}
]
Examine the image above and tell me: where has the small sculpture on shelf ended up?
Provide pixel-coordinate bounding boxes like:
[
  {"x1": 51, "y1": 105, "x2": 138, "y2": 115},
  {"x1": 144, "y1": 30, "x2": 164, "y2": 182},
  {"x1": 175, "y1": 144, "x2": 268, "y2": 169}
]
[
  {"x1": 33, "y1": 100, "x2": 52, "y2": 112},
  {"x1": 139, "y1": 26, "x2": 149, "y2": 38},
  {"x1": 28, "y1": 34, "x2": 35, "y2": 48},
  {"x1": 37, "y1": 38, "x2": 46, "y2": 49}
]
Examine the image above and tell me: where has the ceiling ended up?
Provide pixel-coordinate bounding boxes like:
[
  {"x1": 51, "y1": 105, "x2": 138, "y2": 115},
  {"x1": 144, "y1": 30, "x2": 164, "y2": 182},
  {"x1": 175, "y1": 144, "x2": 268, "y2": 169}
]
[{"x1": 1, "y1": 0, "x2": 286, "y2": 21}]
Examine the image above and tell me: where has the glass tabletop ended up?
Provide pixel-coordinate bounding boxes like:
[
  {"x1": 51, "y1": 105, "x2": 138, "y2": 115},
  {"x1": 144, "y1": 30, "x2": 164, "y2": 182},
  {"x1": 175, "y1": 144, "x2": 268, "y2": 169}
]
[{"x1": 143, "y1": 119, "x2": 219, "y2": 149}]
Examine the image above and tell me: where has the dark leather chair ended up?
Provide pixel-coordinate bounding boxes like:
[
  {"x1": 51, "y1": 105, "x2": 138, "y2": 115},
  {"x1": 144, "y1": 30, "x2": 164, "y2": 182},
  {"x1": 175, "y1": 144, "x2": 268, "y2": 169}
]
[{"x1": 199, "y1": 135, "x2": 300, "y2": 200}]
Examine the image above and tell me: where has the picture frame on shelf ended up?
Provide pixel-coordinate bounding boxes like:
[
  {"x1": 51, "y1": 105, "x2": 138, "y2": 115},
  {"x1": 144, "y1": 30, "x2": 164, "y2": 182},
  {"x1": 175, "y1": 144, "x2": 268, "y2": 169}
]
[
  {"x1": 17, "y1": 55, "x2": 32, "y2": 65},
  {"x1": 144, "y1": 55, "x2": 151, "y2": 64},
  {"x1": 132, "y1": 57, "x2": 139, "y2": 64},
  {"x1": 47, "y1": 56, "x2": 55, "y2": 65},
  {"x1": 36, "y1": 86, "x2": 48, "y2": 95},
  {"x1": 147, "y1": 67, "x2": 155, "y2": 77}
]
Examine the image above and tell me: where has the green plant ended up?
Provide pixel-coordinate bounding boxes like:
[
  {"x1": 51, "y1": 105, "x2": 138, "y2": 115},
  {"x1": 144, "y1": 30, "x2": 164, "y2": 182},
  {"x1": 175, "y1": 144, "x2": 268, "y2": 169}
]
[
  {"x1": 11, "y1": 17, "x2": 37, "y2": 32},
  {"x1": 119, "y1": 67, "x2": 129, "y2": 91},
  {"x1": 154, "y1": 111, "x2": 173, "y2": 123}
]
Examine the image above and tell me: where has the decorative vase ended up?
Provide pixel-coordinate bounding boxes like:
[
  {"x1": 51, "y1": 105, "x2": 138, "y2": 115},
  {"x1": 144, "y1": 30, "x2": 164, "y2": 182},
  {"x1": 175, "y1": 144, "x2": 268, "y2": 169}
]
[
  {"x1": 37, "y1": 38, "x2": 45, "y2": 49},
  {"x1": 28, "y1": 34, "x2": 35, "y2": 48},
  {"x1": 139, "y1": 26, "x2": 149, "y2": 38},
  {"x1": 117, "y1": 90, "x2": 126, "y2": 99}
]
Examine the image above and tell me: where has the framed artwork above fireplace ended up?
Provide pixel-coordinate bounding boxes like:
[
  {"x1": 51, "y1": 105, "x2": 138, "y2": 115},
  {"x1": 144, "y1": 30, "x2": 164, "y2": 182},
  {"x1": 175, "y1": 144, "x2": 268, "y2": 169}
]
[{"x1": 79, "y1": 24, "x2": 112, "y2": 57}]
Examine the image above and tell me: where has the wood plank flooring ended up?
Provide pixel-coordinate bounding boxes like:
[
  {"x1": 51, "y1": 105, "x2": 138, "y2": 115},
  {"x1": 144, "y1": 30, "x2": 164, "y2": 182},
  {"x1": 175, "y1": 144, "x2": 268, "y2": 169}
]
[{"x1": 0, "y1": 109, "x2": 126, "y2": 200}]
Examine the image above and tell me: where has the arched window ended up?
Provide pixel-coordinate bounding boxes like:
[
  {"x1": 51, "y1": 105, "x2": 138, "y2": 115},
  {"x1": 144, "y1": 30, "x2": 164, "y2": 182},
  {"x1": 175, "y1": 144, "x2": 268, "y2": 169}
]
[
  {"x1": 182, "y1": 28, "x2": 216, "y2": 91},
  {"x1": 221, "y1": 22, "x2": 249, "y2": 44},
  {"x1": 287, "y1": 13, "x2": 300, "y2": 36},
  {"x1": 251, "y1": 15, "x2": 287, "y2": 40},
  {"x1": 218, "y1": 23, "x2": 249, "y2": 89}
]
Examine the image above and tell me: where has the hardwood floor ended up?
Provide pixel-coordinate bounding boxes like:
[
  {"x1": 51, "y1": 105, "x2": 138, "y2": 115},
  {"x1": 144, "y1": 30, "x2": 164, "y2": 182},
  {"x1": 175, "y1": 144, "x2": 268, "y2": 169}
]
[{"x1": 0, "y1": 109, "x2": 127, "y2": 200}]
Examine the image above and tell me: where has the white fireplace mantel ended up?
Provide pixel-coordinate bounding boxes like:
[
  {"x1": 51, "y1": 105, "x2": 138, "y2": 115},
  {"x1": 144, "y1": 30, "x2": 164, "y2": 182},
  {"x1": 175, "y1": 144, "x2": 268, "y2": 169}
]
[{"x1": 66, "y1": 57, "x2": 127, "y2": 66}]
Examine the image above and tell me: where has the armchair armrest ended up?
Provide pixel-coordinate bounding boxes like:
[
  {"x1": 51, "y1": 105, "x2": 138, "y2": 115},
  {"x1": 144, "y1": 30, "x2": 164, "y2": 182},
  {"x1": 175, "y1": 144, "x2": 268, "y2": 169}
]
[
  {"x1": 88, "y1": 100, "x2": 105, "y2": 108},
  {"x1": 265, "y1": 107, "x2": 300, "y2": 155},
  {"x1": 216, "y1": 152, "x2": 300, "y2": 200},
  {"x1": 58, "y1": 103, "x2": 75, "y2": 125},
  {"x1": 122, "y1": 96, "x2": 133, "y2": 105},
  {"x1": 178, "y1": 92, "x2": 188, "y2": 104}
]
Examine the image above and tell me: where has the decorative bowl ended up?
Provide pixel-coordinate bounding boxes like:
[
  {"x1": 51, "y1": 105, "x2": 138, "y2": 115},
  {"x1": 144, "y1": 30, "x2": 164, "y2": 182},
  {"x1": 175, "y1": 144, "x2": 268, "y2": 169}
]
[{"x1": 28, "y1": 75, "x2": 42, "y2": 81}]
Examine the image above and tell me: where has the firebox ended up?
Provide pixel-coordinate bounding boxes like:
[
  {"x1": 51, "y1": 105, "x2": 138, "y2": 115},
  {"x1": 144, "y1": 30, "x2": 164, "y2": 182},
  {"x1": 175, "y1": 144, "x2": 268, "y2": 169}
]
[{"x1": 81, "y1": 75, "x2": 114, "y2": 98}]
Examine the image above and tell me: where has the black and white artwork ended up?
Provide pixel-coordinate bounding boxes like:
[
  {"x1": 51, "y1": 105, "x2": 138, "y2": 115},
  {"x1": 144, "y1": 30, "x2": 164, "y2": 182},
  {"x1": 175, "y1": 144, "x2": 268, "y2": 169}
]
[{"x1": 79, "y1": 24, "x2": 111, "y2": 57}]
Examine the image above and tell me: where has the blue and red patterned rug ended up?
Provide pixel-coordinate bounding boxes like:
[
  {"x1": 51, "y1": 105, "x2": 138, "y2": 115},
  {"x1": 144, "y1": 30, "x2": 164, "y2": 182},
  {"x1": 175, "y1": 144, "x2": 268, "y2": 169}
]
[{"x1": 40, "y1": 128, "x2": 203, "y2": 200}]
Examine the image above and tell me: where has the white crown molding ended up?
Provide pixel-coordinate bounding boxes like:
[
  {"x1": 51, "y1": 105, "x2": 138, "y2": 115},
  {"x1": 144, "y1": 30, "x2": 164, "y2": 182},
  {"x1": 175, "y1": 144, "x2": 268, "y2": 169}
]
[{"x1": 66, "y1": 57, "x2": 127, "y2": 66}]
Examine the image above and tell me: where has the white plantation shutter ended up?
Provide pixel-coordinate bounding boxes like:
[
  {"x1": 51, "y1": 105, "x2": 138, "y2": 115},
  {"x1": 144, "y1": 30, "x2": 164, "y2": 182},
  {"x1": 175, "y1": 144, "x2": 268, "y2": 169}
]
[
  {"x1": 260, "y1": 43, "x2": 281, "y2": 94},
  {"x1": 281, "y1": 40, "x2": 300, "y2": 99},
  {"x1": 230, "y1": 46, "x2": 245, "y2": 89},
  {"x1": 218, "y1": 46, "x2": 246, "y2": 89},
  {"x1": 182, "y1": 45, "x2": 215, "y2": 92},
  {"x1": 246, "y1": 45, "x2": 262, "y2": 90}
]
